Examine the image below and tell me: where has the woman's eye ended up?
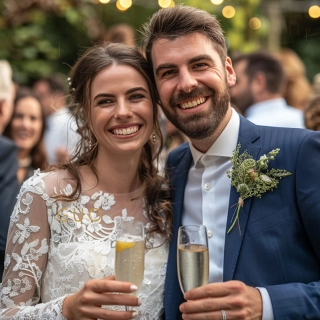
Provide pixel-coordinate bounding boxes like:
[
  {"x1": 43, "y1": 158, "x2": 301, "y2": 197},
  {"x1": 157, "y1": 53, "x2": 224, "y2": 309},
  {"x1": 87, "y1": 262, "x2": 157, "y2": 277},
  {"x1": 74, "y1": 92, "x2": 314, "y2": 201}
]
[
  {"x1": 13, "y1": 113, "x2": 23, "y2": 119},
  {"x1": 130, "y1": 94, "x2": 145, "y2": 100},
  {"x1": 97, "y1": 99, "x2": 112, "y2": 105}
]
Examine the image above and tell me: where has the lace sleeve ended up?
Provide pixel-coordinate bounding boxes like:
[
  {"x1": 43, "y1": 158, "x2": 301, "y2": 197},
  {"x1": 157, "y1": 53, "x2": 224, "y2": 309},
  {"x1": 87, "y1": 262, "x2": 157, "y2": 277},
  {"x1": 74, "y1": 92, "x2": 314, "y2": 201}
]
[{"x1": 0, "y1": 173, "x2": 67, "y2": 319}]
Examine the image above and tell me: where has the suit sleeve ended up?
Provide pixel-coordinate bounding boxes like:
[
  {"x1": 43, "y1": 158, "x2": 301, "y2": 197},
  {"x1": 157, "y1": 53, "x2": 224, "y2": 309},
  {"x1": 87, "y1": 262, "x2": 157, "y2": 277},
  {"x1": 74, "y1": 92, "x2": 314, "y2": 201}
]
[{"x1": 266, "y1": 131, "x2": 320, "y2": 319}]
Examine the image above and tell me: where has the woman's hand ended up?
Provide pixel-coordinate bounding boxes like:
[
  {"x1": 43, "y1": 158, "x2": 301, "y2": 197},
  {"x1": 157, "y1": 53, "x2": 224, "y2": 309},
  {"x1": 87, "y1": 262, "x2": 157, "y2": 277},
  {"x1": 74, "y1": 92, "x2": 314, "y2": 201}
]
[{"x1": 62, "y1": 275, "x2": 140, "y2": 320}]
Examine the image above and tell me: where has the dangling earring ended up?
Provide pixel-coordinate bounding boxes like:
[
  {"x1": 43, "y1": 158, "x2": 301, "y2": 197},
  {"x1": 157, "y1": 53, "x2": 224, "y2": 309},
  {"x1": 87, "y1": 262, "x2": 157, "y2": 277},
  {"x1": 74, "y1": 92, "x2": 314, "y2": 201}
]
[{"x1": 151, "y1": 130, "x2": 156, "y2": 144}]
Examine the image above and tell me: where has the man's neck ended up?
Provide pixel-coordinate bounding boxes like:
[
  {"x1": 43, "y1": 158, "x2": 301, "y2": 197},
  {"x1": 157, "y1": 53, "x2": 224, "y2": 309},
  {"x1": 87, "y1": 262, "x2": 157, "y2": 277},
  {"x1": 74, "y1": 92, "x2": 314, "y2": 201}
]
[{"x1": 190, "y1": 107, "x2": 232, "y2": 153}]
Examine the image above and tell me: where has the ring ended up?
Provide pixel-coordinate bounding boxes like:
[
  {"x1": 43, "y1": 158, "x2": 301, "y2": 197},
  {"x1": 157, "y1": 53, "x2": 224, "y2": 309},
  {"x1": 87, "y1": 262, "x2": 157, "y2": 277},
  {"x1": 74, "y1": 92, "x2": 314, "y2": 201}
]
[{"x1": 221, "y1": 309, "x2": 227, "y2": 320}]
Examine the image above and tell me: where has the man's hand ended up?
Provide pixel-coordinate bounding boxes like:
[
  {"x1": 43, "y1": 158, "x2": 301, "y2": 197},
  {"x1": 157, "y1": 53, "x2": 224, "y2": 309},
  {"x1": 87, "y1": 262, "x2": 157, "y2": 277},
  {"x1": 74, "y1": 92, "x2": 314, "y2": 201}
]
[{"x1": 180, "y1": 280, "x2": 262, "y2": 320}]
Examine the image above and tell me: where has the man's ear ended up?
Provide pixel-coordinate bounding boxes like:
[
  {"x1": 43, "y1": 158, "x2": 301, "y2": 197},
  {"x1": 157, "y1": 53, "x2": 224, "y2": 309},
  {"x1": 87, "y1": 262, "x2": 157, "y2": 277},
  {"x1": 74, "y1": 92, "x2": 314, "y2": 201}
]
[{"x1": 226, "y1": 57, "x2": 236, "y2": 87}]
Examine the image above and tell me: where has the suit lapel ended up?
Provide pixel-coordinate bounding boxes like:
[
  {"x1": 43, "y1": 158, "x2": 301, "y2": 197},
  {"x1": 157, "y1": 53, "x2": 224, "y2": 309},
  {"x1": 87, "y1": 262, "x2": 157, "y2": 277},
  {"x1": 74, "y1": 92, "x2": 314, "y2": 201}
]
[
  {"x1": 223, "y1": 117, "x2": 261, "y2": 281},
  {"x1": 165, "y1": 146, "x2": 193, "y2": 319}
]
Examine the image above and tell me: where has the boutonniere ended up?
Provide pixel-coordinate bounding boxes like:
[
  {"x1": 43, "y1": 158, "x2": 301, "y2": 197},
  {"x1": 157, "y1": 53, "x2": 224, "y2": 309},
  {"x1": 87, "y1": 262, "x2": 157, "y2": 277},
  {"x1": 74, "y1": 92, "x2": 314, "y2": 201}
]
[{"x1": 226, "y1": 143, "x2": 291, "y2": 234}]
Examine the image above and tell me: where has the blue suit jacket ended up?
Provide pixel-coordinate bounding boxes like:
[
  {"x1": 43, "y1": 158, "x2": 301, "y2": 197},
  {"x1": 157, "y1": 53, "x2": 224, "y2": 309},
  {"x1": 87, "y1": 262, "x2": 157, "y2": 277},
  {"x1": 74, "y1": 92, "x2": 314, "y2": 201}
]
[
  {"x1": 164, "y1": 116, "x2": 320, "y2": 319},
  {"x1": 0, "y1": 136, "x2": 19, "y2": 280}
]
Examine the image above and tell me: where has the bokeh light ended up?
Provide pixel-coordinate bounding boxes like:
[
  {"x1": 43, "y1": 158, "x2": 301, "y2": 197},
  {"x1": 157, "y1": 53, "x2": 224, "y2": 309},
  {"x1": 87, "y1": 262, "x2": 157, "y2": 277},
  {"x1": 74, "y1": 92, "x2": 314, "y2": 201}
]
[
  {"x1": 222, "y1": 6, "x2": 236, "y2": 19},
  {"x1": 116, "y1": 0, "x2": 126, "y2": 11},
  {"x1": 98, "y1": 0, "x2": 110, "y2": 3},
  {"x1": 248, "y1": 17, "x2": 262, "y2": 30},
  {"x1": 308, "y1": 5, "x2": 320, "y2": 18},
  {"x1": 158, "y1": 0, "x2": 172, "y2": 8},
  {"x1": 211, "y1": 0, "x2": 224, "y2": 5},
  {"x1": 119, "y1": 0, "x2": 132, "y2": 9}
]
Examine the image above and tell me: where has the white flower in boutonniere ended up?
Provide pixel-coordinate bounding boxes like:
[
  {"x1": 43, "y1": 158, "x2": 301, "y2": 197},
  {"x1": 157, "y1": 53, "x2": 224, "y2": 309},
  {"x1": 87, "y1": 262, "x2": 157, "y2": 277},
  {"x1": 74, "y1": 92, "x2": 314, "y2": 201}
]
[{"x1": 226, "y1": 143, "x2": 291, "y2": 234}]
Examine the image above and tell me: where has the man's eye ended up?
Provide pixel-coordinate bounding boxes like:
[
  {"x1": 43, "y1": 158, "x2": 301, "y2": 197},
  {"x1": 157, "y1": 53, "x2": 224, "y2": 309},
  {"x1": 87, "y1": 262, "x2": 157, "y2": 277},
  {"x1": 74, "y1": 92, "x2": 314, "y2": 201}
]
[
  {"x1": 193, "y1": 63, "x2": 207, "y2": 69},
  {"x1": 161, "y1": 69, "x2": 177, "y2": 77}
]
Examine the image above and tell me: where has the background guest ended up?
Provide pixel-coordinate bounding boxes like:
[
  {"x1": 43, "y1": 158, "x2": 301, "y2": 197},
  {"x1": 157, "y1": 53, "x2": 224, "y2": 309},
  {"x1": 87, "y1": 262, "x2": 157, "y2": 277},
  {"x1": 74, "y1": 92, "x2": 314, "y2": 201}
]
[
  {"x1": 304, "y1": 95, "x2": 320, "y2": 131},
  {"x1": 230, "y1": 50, "x2": 305, "y2": 128},
  {"x1": 274, "y1": 48, "x2": 313, "y2": 110},
  {"x1": 33, "y1": 74, "x2": 80, "y2": 164},
  {"x1": 0, "y1": 60, "x2": 19, "y2": 281},
  {"x1": 3, "y1": 88, "x2": 47, "y2": 184}
]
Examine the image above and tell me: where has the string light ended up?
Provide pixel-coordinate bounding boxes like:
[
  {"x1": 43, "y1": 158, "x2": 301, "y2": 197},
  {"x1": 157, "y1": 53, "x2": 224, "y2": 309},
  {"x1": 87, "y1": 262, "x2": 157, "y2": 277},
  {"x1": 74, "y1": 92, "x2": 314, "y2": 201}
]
[
  {"x1": 119, "y1": 0, "x2": 132, "y2": 9},
  {"x1": 309, "y1": 5, "x2": 320, "y2": 18},
  {"x1": 98, "y1": 0, "x2": 110, "y2": 3},
  {"x1": 158, "y1": 0, "x2": 172, "y2": 8},
  {"x1": 222, "y1": 6, "x2": 235, "y2": 19},
  {"x1": 249, "y1": 17, "x2": 262, "y2": 30},
  {"x1": 211, "y1": 0, "x2": 224, "y2": 5},
  {"x1": 116, "y1": 0, "x2": 126, "y2": 10}
]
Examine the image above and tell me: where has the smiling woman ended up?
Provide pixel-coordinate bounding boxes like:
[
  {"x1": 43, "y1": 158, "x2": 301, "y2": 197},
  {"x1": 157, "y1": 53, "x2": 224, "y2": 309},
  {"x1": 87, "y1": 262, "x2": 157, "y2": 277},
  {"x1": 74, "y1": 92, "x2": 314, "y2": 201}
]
[
  {"x1": 3, "y1": 88, "x2": 47, "y2": 184},
  {"x1": 0, "y1": 43, "x2": 172, "y2": 320}
]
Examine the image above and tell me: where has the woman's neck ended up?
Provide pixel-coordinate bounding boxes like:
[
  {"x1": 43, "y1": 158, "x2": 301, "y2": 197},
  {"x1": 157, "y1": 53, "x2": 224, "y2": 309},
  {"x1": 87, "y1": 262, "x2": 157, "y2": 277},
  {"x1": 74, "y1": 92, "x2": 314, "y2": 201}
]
[{"x1": 81, "y1": 148, "x2": 143, "y2": 194}]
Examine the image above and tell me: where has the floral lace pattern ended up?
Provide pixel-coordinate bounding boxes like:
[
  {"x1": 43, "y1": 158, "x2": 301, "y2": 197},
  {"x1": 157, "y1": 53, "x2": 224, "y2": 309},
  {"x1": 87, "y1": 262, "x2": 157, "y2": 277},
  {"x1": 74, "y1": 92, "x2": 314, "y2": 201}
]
[{"x1": 0, "y1": 170, "x2": 169, "y2": 319}]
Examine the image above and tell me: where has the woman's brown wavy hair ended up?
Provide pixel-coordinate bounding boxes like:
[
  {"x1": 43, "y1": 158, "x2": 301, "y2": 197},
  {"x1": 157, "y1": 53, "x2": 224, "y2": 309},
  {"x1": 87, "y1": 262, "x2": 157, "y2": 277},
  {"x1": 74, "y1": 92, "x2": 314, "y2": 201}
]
[{"x1": 58, "y1": 42, "x2": 172, "y2": 242}]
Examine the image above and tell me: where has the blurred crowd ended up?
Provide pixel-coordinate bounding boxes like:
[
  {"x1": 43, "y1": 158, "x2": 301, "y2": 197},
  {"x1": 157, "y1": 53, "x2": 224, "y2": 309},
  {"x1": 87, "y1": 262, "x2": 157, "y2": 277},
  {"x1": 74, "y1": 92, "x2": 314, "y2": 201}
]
[{"x1": 1, "y1": 22, "x2": 320, "y2": 280}]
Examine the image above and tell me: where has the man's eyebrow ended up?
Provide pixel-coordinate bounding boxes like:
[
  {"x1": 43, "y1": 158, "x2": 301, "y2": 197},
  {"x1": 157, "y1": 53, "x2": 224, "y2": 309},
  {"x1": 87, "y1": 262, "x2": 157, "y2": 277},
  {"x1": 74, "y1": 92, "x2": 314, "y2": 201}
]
[
  {"x1": 188, "y1": 54, "x2": 214, "y2": 64},
  {"x1": 155, "y1": 63, "x2": 176, "y2": 77}
]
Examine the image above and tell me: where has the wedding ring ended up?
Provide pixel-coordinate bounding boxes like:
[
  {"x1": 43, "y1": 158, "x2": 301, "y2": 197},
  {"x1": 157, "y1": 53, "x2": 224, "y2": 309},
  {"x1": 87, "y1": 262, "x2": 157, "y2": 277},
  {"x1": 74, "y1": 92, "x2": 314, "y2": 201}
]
[{"x1": 221, "y1": 309, "x2": 227, "y2": 320}]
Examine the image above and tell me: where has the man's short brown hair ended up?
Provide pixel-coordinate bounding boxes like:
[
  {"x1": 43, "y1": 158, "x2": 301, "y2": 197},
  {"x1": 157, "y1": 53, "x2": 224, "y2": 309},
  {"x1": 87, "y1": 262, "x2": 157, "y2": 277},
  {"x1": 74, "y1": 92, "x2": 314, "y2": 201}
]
[{"x1": 141, "y1": 5, "x2": 228, "y2": 67}]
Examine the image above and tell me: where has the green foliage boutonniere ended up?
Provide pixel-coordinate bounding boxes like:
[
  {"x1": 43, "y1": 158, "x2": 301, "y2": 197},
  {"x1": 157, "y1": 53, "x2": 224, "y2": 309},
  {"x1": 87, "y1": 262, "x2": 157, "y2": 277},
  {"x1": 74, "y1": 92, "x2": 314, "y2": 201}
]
[{"x1": 226, "y1": 143, "x2": 291, "y2": 234}]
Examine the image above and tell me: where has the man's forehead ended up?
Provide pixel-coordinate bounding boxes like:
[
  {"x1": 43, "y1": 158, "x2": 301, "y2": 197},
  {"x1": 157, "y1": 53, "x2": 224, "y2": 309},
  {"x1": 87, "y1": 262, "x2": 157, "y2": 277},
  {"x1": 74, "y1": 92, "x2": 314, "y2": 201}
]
[{"x1": 151, "y1": 33, "x2": 215, "y2": 65}]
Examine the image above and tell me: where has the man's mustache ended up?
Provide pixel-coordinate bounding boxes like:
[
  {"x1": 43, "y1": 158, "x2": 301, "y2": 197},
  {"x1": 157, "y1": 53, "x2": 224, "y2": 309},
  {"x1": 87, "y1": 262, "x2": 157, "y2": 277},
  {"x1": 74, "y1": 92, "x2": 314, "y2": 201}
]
[{"x1": 169, "y1": 87, "x2": 216, "y2": 107}]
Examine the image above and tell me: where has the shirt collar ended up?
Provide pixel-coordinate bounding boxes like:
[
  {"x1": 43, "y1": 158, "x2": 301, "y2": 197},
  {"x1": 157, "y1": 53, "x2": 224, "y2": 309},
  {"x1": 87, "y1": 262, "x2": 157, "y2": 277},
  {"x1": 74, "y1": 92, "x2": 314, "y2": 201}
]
[{"x1": 189, "y1": 108, "x2": 240, "y2": 165}]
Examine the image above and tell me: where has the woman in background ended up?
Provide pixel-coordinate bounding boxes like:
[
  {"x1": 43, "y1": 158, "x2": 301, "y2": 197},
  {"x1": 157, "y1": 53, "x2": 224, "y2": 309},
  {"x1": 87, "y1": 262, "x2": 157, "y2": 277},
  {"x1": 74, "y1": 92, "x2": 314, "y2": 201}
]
[{"x1": 3, "y1": 88, "x2": 47, "y2": 184}]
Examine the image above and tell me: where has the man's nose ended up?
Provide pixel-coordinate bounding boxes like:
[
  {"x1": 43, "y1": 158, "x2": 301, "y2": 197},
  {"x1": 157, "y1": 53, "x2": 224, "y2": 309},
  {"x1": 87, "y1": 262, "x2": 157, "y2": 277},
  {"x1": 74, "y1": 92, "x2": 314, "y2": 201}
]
[{"x1": 177, "y1": 69, "x2": 198, "y2": 93}]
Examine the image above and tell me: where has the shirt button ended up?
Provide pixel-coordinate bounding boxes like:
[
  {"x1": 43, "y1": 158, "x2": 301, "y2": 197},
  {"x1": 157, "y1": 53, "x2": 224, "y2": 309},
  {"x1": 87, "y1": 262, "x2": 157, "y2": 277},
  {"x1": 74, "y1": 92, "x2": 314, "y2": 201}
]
[
  {"x1": 207, "y1": 230, "x2": 213, "y2": 238},
  {"x1": 204, "y1": 183, "x2": 211, "y2": 190}
]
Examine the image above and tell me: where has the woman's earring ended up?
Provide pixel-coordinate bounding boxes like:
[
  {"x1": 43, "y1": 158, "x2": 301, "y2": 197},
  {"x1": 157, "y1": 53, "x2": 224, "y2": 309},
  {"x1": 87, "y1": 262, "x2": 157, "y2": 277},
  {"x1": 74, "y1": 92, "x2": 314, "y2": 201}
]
[{"x1": 152, "y1": 131, "x2": 156, "y2": 144}]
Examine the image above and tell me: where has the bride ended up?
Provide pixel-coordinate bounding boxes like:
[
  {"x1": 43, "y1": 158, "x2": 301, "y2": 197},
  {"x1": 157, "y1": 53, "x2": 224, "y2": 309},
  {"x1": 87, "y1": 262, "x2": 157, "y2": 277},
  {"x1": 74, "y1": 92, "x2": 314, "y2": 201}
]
[{"x1": 0, "y1": 43, "x2": 172, "y2": 319}]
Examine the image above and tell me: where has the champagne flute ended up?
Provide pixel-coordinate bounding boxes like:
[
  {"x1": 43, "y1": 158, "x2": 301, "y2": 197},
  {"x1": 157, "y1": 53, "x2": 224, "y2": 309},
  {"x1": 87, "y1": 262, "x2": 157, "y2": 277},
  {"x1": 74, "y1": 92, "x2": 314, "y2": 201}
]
[
  {"x1": 115, "y1": 220, "x2": 145, "y2": 310},
  {"x1": 177, "y1": 225, "x2": 209, "y2": 294}
]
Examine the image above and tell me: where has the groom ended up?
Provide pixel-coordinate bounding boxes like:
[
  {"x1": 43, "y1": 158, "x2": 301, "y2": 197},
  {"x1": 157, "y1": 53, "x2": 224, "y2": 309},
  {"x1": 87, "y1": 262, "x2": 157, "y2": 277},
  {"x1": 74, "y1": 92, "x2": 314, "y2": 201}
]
[{"x1": 142, "y1": 5, "x2": 320, "y2": 320}]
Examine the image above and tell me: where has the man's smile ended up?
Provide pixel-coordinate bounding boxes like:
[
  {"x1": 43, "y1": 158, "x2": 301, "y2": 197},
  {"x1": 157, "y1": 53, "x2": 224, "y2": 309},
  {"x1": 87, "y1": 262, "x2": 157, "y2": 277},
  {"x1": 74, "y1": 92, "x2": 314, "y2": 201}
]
[{"x1": 179, "y1": 97, "x2": 207, "y2": 109}]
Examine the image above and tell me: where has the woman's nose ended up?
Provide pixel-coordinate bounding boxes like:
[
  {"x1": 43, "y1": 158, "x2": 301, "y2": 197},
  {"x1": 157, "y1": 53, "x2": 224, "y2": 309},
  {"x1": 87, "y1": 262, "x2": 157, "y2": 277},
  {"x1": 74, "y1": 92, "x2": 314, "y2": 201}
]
[{"x1": 114, "y1": 99, "x2": 133, "y2": 119}]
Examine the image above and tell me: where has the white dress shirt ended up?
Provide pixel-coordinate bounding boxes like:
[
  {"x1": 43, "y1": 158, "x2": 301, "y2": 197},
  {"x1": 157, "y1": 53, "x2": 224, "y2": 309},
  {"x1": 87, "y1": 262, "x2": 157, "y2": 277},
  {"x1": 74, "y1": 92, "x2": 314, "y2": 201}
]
[
  {"x1": 44, "y1": 107, "x2": 80, "y2": 164},
  {"x1": 183, "y1": 108, "x2": 274, "y2": 320},
  {"x1": 245, "y1": 98, "x2": 305, "y2": 128}
]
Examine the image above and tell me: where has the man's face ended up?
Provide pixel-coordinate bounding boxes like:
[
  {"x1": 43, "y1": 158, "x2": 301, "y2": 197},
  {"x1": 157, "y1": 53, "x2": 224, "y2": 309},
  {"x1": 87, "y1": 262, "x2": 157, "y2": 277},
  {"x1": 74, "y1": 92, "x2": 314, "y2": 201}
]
[
  {"x1": 151, "y1": 32, "x2": 235, "y2": 145},
  {"x1": 230, "y1": 60, "x2": 254, "y2": 114}
]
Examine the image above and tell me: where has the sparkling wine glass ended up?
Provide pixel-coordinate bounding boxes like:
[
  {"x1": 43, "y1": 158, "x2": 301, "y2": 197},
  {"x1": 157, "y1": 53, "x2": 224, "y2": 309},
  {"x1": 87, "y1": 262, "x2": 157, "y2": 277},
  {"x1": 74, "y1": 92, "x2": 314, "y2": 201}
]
[
  {"x1": 177, "y1": 225, "x2": 209, "y2": 294},
  {"x1": 115, "y1": 220, "x2": 145, "y2": 310}
]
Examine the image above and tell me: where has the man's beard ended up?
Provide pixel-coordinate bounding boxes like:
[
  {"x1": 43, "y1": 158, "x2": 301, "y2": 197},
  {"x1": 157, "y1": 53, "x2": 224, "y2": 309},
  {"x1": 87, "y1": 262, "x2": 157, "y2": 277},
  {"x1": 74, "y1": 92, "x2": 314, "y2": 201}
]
[{"x1": 162, "y1": 84, "x2": 231, "y2": 140}]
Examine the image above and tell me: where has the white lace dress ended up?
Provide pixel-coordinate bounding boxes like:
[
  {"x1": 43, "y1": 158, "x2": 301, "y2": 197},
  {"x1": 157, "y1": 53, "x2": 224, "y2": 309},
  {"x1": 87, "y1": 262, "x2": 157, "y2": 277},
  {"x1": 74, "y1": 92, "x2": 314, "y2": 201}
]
[{"x1": 0, "y1": 170, "x2": 169, "y2": 319}]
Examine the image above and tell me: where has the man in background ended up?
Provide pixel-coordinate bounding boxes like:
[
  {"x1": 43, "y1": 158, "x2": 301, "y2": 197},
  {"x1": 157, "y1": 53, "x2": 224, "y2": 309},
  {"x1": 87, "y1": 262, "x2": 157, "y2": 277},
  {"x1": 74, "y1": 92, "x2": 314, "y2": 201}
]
[
  {"x1": 230, "y1": 51, "x2": 305, "y2": 128},
  {"x1": 0, "y1": 60, "x2": 19, "y2": 280},
  {"x1": 33, "y1": 73, "x2": 80, "y2": 164}
]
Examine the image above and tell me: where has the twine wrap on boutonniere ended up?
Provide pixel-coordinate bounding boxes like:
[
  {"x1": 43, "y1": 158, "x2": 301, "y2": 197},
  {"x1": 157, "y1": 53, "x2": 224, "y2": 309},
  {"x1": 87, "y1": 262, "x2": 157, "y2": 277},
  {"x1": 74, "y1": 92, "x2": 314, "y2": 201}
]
[{"x1": 226, "y1": 143, "x2": 292, "y2": 234}]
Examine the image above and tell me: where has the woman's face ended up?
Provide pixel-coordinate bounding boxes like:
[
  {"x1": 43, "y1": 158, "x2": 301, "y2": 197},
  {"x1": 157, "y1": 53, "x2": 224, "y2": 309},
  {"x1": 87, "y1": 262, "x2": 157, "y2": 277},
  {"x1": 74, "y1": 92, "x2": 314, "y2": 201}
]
[
  {"x1": 10, "y1": 96, "x2": 43, "y2": 156},
  {"x1": 89, "y1": 64, "x2": 154, "y2": 157}
]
